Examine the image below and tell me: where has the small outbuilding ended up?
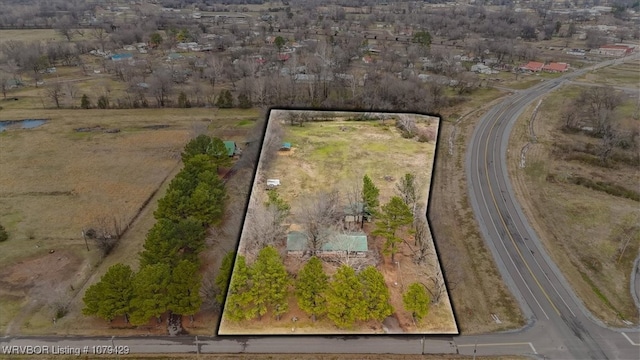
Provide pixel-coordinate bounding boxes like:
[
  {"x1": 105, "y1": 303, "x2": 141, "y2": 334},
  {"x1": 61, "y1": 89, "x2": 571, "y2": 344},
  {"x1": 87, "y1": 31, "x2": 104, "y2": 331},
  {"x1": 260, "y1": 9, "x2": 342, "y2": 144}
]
[
  {"x1": 280, "y1": 142, "x2": 292, "y2": 151},
  {"x1": 224, "y1": 141, "x2": 239, "y2": 157}
]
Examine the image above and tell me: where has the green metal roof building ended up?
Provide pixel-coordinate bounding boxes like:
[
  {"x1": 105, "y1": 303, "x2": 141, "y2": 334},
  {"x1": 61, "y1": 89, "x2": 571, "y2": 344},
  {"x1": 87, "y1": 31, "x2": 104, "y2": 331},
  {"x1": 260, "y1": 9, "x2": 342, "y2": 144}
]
[
  {"x1": 224, "y1": 141, "x2": 237, "y2": 157},
  {"x1": 286, "y1": 231, "x2": 368, "y2": 254}
]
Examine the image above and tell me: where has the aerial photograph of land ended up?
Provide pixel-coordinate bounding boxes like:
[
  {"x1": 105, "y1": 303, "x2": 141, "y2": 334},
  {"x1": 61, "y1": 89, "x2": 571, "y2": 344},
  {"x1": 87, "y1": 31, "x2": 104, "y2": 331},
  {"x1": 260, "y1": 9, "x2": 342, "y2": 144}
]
[
  {"x1": 218, "y1": 109, "x2": 456, "y2": 335},
  {"x1": 0, "y1": 0, "x2": 638, "y2": 358}
]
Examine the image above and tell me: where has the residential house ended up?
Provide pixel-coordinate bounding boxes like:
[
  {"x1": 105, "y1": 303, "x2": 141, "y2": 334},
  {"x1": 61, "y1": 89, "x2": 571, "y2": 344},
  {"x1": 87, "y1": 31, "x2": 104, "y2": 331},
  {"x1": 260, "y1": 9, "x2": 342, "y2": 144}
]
[
  {"x1": 286, "y1": 231, "x2": 368, "y2": 258},
  {"x1": 542, "y1": 62, "x2": 569, "y2": 73},
  {"x1": 110, "y1": 53, "x2": 133, "y2": 62},
  {"x1": 519, "y1": 61, "x2": 544, "y2": 72},
  {"x1": 470, "y1": 63, "x2": 497, "y2": 74}
]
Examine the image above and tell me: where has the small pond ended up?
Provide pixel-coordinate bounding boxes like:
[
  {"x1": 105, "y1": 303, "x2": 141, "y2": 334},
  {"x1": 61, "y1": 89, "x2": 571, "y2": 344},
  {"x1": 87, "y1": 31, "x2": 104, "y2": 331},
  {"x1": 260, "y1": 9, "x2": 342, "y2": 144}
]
[{"x1": 0, "y1": 119, "x2": 48, "y2": 132}]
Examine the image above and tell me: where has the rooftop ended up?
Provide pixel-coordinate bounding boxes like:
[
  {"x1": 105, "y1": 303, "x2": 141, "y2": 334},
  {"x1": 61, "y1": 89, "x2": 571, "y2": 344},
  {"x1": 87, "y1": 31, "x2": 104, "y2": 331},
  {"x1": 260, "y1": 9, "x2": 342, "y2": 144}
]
[{"x1": 286, "y1": 231, "x2": 368, "y2": 252}]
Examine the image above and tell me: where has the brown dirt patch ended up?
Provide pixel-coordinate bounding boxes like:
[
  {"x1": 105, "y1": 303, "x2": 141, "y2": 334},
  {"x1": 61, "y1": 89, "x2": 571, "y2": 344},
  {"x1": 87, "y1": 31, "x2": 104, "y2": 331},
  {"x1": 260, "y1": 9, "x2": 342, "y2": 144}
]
[{"x1": 0, "y1": 249, "x2": 82, "y2": 299}]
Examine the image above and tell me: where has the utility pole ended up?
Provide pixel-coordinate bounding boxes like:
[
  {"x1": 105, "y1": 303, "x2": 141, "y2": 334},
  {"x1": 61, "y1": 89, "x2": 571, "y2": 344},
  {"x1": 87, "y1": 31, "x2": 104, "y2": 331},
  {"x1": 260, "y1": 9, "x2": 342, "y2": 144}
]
[
  {"x1": 195, "y1": 335, "x2": 199, "y2": 359},
  {"x1": 473, "y1": 340, "x2": 477, "y2": 360}
]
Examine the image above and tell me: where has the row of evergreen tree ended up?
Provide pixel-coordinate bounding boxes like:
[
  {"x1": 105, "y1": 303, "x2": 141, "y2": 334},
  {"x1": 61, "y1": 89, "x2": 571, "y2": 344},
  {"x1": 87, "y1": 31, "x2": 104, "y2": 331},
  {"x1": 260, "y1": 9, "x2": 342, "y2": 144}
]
[
  {"x1": 223, "y1": 250, "x2": 432, "y2": 329},
  {"x1": 82, "y1": 135, "x2": 230, "y2": 331},
  {"x1": 224, "y1": 249, "x2": 394, "y2": 329}
]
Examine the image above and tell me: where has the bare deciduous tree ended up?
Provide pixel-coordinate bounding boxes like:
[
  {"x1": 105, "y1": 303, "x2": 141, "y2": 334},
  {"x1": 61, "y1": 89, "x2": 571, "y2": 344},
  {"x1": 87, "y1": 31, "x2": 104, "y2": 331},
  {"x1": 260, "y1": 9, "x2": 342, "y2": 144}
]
[
  {"x1": 45, "y1": 82, "x2": 64, "y2": 108},
  {"x1": 149, "y1": 69, "x2": 173, "y2": 107},
  {"x1": 295, "y1": 190, "x2": 342, "y2": 253},
  {"x1": 85, "y1": 215, "x2": 126, "y2": 258},
  {"x1": 412, "y1": 213, "x2": 431, "y2": 265},
  {"x1": 243, "y1": 203, "x2": 289, "y2": 260}
]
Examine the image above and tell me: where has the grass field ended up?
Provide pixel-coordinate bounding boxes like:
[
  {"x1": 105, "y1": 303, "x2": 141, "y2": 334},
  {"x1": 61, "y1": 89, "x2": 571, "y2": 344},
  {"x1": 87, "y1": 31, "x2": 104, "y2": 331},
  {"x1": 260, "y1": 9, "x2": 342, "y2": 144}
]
[
  {"x1": 507, "y1": 83, "x2": 640, "y2": 326},
  {"x1": 0, "y1": 107, "x2": 260, "y2": 335},
  {"x1": 0, "y1": 29, "x2": 63, "y2": 45},
  {"x1": 576, "y1": 58, "x2": 640, "y2": 87},
  {"x1": 221, "y1": 111, "x2": 457, "y2": 335}
]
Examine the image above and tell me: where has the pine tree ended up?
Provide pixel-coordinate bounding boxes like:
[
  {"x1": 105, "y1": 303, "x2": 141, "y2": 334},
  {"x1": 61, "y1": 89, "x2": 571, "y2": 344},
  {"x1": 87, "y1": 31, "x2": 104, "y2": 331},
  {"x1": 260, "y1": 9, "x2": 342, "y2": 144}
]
[
  {"x1": 362, "y1": 174, "x2": 380, "y2": 225},
  {"x1": 265, "y1": 189, "x2": 291, "y2": 222},
  {"x1": 129, "y1": 263, "x2": 171, "y2": 325},
  {"x1": 251, "y1": 246, "x2": 290, "y2": 320},
  {"x1": 238, "y1": 92, "x2": 251, "y2": 109},
  {"x1": 325, "y1": 265, "x2": 367, "y2": 329},
  {"x1": 373, "y1": 196, "x2": 413, "y2": 263},
  {"x1": 295, "y1": 256, "x2": 328, "y2": 321},
  {"x1": 154, "y1": 154, "x2": 227, "y2": 225},
  {"x1": 80, "y1": 94, "x2": 90, "y2": 109},
  {"x1": 0, "y1": 223, "x2": 8, "y2": 242},
  {"x1": 139, "y1": 218, "x2": 205, "y2": 268},
  {"x1": 166, "y1": 260, "x2": 202, "y2": 322},
  {"x1": 216, "y1": 90, "x2": 233, "y2": 108},
  {"x1": 224, "y1": 255, "x2": 254, "y2": 321},
  {"x1": 403, "y1": 282, "x2": 430, "y2": 323},
  {"x1": 215, "y1": 251, "x2": 236, "y2": 305},
  {"x1": 177, "y1": 91, "x2": 191, "y2": 108},
  {"x1": 181, "y1": 135, "x2": 232, "y2": 170},
  {"x1": 82, "y1": 263, "x2": 134, "y2": 322},
  {"x1": 209, "y1": 137, "x2": 233, "y2": 170},
  {"x1": 358, "y1": 266, "x2": 394, "y2": 321}
]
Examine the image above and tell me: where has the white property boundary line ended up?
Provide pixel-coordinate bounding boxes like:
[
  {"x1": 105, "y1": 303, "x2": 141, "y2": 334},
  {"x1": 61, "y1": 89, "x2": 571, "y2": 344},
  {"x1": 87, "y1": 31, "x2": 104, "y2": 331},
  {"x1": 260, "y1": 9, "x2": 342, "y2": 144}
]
[
  {"x1": 622, "y1": 333, "x2": 640, "y2": 346},
  {"x1": 457, "y1": 342, "x2": 537, "y2": 354}
]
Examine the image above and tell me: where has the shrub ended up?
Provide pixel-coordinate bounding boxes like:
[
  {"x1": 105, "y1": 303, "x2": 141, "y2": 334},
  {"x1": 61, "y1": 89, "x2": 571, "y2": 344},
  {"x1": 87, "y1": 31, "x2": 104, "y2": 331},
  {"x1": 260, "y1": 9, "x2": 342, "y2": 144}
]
[
  {"x1": 97, "y1": 95, "x2": 109, "y2": 109},
  {"x1": 0, "y1": 224, "x2": 7, "y2": 242},
  {"x1": 416, "y1": 127, "x2": 437, "y2": 143},
  {"x1": 80, "y1": 94, "x2": 90, "y2": 109}
]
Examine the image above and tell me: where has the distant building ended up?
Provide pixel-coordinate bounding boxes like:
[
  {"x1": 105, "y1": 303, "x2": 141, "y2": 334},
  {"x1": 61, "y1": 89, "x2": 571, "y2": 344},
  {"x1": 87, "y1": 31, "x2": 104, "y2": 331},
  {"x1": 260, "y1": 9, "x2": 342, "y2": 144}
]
[
  {"x1": 110, "y1": 53, "x2": 133, "y2": 61},
  {"x1": 594, "y1": 44, "x2": 635, "y2": 57},
  {"x1": 542, "y1": 62, "x2": 569, "y2": 73},
  {"x1": 519, "y1": 61, "x2": 544, "y2": 72}
]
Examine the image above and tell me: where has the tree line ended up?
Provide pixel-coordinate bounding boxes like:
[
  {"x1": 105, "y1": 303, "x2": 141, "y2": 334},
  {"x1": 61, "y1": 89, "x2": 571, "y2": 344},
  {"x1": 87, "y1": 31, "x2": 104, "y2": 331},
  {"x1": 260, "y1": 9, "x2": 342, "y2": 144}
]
[
  {"x1": 82, "y1": 134, "x2": 229, "y2": 334},
  {"x1": 224, "y1": 250, "x2": 431, "y2": 329}
]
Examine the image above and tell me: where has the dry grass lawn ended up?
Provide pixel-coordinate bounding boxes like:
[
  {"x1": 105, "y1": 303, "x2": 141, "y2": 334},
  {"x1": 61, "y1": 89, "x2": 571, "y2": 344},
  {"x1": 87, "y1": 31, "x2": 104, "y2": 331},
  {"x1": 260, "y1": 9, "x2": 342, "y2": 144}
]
[
  {"x1": 428, "y1": 88, "x2": 527, "y2": 334},
  {"x1": 507, "y1": 83, "x2": 640, "y2": 326},
  {"x1": 0, "y1": 29, "x2": 64, "y2": 45},
  {"x1": 221, "y1": 111, "x2": 457, "y2": 335},
  {"x1": 575, "y1": 58, "x2": 640, "y2": 87}
]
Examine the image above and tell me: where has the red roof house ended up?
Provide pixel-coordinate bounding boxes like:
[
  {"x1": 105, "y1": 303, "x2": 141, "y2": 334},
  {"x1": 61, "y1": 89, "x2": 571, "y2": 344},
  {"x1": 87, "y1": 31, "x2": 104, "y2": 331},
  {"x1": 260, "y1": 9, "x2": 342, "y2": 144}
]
[
  {"x1": 542, "y1": 62, "x2": 569, "y2": 72},
  {"x1": 597, "y1": 44, "x2": 634, "y2": 57},
  {"x1": 519, "y1": 61, "x2": 544, "y2": 72},
  {"x1": 277, "y1": 53, "x2": 290, "y2": 61}
]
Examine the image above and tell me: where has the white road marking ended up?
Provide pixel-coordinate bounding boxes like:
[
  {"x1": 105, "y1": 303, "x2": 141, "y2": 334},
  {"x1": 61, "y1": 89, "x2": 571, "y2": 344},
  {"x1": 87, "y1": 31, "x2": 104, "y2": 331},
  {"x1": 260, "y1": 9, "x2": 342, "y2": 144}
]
[
  {"x1": 622, "y1": 332, "x2": 640, "y2": 346},
  {"x1": 458, "y1": 342, "x2": 538, "y2": 354},
  {"x1": 476, "y1": 118, "x2": 550, "y2": 320}
]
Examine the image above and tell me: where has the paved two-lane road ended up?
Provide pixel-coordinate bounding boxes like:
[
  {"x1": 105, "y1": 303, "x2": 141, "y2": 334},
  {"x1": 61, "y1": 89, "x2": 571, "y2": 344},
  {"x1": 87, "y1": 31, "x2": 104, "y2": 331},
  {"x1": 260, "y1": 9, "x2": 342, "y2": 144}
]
[{"x1": 460, "y1": 53, "x2": 640, "y2": 359}]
